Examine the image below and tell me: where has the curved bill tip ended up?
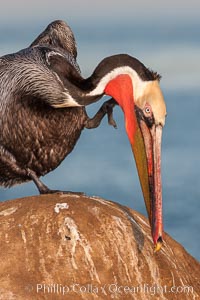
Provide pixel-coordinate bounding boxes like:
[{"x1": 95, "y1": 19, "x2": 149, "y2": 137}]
[{"x1": 154, "y1": 236, "x2": 163, "y2": 252}]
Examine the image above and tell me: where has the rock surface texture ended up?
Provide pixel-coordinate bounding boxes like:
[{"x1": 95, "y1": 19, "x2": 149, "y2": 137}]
[{"x1": 0, "y1": 194, "x2": 199, "y2": 300}]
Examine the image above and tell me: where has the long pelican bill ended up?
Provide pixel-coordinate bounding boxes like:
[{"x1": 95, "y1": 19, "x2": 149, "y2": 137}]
[
  {"x1": 132, "y1": 107, "x2": 163, "y2": 251},
  {"x1": 104, "y1": 74, "x2": 165, "y2": 251}
]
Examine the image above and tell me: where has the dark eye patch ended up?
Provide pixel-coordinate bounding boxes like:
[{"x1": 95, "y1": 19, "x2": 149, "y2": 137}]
[
  {"x1": 134, "y1": 106, "x2": 155, "y2": 128},
  {"x1": 145, "y1": 115, "x2": 155, "y2": 128}
]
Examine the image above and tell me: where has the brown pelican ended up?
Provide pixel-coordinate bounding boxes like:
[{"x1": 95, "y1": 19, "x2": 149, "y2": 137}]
[{"x1": 0, "y1": 20, "x2": 166, "y2": 250}]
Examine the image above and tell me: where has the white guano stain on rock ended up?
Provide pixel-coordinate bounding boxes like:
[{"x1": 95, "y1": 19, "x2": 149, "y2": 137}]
[
  {"x1": 0, "y1": 206, "x2": 18, "y2": 216},
  {"x1": 142, "y1": 251, "x2": 168, "y2": 300},
  {"x1": 63, "y1": 217, "x2": 80, "y2": 269},
  {"x1": 21, "y1": 229, "x2": 27, "y2": 244},
  {"x1": 5, "y1": 233, "x2": 9, "y2": 244},
  {"x1": 89, "y1": 196, "x2": 114, "y2": 208},
  {"x1": 160, "y1": 243, "x2": 177, "y2": 269},
  {"x1": 112, "y1": 215, "x2": 143, "y2": 292},
  {"x1": 0, "y1": 290, "x2": 16, "y2": 300},
  {"x1": 59, "y1": 193, "x2": 80, "y2": 198},
  {"x1": 136, "y1": 215, "x2": 149, "y2": 227},
  {"x1": 54, "y1": 203, "x2": 69, "y2": 213},
  {"x1": 63, "y1": 217, "x2": 101, "y2": 283}
]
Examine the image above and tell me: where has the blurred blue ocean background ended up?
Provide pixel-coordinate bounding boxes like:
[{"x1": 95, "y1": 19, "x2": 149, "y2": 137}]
[{"x1": 0, "y1": 1, "x2": 199, "y2": 261}]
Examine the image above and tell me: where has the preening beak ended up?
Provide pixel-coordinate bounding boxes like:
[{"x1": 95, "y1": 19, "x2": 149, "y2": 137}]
[{"x1": 131, "y1": 107, "x2": 163, "y2": 251}]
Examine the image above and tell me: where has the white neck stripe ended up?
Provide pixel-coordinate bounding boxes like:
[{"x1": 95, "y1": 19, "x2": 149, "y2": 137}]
[{"x1": 86, "y1": 66, "x2": 152, "y2": 102}]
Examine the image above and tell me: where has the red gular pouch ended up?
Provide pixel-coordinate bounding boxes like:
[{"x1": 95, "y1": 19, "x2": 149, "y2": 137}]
[{"x1": 104, "y1": 74, "x2": 137, "y2": 145}]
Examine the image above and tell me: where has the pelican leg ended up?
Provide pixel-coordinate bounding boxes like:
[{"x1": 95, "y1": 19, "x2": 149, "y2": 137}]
[
  {"x1": 26, "y1": 169, "x2": 52, "y2": 194},
  {"x1": 26, "y1": 168, "x2": 84, "y2": 195},
  {"x1": 85, "y1": 98, "x2": 118, "y2": 129}
]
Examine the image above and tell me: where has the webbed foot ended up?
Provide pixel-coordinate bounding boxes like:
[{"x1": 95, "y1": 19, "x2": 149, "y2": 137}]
[{"x1": 85, "y1": 98, "x2": 118, "y2": 129}]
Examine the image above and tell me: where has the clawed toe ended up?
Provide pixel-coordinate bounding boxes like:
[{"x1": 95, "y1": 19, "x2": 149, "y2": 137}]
[{"x1": 84, "y1": 97, "x2": 118, "y2": 129}]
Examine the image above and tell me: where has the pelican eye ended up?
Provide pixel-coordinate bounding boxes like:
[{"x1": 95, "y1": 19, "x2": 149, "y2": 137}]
[
  {"x1": 145, "y1": 107, "x2": 151, "y2": 114},
  {"x1": 143, "y1": 104, "x2": 154, "y2": 127},
  {"x1": 143, "y1": 104, "x2": 152, "y2": 117}
]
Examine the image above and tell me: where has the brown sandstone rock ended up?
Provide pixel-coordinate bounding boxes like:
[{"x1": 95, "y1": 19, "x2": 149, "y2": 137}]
[{"x1": 0, "y1": 194, "x2": 199, "y2": 299}]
